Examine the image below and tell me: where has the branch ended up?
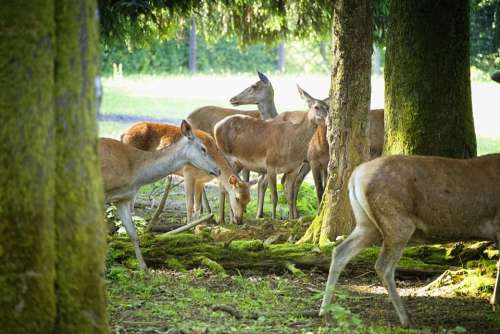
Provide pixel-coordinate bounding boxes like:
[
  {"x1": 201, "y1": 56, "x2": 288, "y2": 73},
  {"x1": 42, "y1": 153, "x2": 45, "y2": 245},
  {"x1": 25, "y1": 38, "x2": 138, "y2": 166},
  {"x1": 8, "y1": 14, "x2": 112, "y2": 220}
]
[{"x1": 165, "y1": 214, "x2": 213, "y2": 235}]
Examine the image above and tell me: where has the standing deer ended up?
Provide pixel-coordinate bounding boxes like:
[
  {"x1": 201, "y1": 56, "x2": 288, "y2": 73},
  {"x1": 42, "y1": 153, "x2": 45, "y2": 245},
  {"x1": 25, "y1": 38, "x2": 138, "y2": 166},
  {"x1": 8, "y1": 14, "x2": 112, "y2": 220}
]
[
  {"x1": 121, "y1": 122, "x2": 251, "y2": 224},
  {"x1": 320, "y1": 72, "x2": 500, "y2": 327},
  {"x1": 214, "y1": 86, "x2": 329, "y2": 219},
  {"x1": 101, "y1": 120, "x2": 220, "y2": 269}
]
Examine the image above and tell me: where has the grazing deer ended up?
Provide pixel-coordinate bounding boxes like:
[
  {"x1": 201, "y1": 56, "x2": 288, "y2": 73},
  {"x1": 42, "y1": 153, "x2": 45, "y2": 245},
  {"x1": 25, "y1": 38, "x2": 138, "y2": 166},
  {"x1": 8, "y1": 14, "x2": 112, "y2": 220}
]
[
  {"x1": 214, "y1": 86, "x2": 329, "y2": 219},
  {"x1": 319, "y1": 76, "x2": 500, "y2": 327},
  {"x1": 101, "y1": 121, "x2": 220, "y2": 269},
  {"x1": 121, "y1": 122, "x2": 251, "y2": 224}
]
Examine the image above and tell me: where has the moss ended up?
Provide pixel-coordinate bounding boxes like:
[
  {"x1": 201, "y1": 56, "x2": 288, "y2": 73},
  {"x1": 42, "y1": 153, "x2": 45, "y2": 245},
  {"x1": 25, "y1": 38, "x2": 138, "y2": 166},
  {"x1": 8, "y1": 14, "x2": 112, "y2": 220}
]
[
  {"x1": 385, "y1": 1, "x2": 476, "y2": 157},
  {"x1": 156, "y1": 233, "x2": 203, "y2": 246},
  {"x1": 0, "y1": 1, "x2": 57, "y2": 332},
  {"x1": 165, "y1": 258, "x2": 187, "y2": 272},
  {"x1": 196, "y1": 256, "x2": 226, "y2": 276},
  {"x1": 229, "y1": 240, "x2": 264, "y2": 252}
]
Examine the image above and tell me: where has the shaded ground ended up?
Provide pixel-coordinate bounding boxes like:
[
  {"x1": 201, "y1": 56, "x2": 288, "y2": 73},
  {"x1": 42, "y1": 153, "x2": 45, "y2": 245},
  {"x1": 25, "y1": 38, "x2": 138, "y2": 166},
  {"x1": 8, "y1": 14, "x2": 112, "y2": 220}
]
[{"x1": 107, "y1": 265, "x2": 500, "y2": 334}]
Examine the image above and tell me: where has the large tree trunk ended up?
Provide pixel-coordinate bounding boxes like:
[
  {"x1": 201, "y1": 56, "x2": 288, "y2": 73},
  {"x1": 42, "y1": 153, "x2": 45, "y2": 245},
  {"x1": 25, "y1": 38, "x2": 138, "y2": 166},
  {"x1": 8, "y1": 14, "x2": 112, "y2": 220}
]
[
  {"x1": 0, "y1": 1, "x2": 108, "y2": 333},
  {"x1": 384, "y1": 0, "x2": 476, "y2": 157},
  {"x1": 53, "y1": 0, "x2": 108, "y2": 332},
  {"x1": 188, "y1": 17, "x2": 197, "y2": 73},
  {"x1": 277, "y1": 42, "x2": 285, "y2": 72},
  {"x1": 0, "y1": 2, "x2": 57, "y2": 332},
  {"x1": 299, "y1": 0, "x2": 373, "y2": 245}
]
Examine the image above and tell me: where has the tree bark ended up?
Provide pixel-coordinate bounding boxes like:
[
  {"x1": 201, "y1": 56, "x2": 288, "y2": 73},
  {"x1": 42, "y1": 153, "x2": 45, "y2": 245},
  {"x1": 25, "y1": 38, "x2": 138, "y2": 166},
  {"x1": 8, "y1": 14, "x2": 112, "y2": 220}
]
[
  {"x1": 0, "y1": 1, "x2": 108, "y2": 333},
  {"x1": 277, "y1": 42, "x2": 285, "y2": 72},
  {"x1": 384, "y1": 0, "x2": 476, "y2": 157},
  {"x1": 300, "y1": 0, "x2": 373, "y2": 244},
  {"x1": 0, "y1": 2, "x2": 57, "y2": 332},
  {"x1": 53, "y1": 0, "x2": 108, "y2": 332},
  {"x1": 188, "y1": 17, "x2": 197, "y2": 73}
]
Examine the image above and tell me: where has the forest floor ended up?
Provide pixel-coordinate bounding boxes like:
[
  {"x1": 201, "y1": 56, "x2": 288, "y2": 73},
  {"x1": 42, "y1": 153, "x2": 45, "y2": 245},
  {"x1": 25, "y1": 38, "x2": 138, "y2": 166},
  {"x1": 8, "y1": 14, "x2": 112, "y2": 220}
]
[{"x1": 106, "y1": 179, "x2": 500, "y2": 334}]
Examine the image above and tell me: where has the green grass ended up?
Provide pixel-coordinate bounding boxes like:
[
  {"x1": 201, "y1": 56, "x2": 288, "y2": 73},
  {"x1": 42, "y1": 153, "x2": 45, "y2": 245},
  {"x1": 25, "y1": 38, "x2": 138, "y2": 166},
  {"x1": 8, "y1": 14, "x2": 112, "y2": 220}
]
[{"x1": 477, "y1": 137, "x2": 500, "y2": 155}]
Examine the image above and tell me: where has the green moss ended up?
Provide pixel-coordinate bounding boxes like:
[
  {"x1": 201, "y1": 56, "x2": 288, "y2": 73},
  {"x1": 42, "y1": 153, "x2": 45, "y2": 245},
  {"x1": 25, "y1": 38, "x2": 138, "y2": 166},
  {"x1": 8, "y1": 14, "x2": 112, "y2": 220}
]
[
  {"x1": 229, "y1": 240, "x2": 264, "y2": 252},
  {"x1": 156, "y1": 233, "x2": 203, "y2": 246},
  {"x1": 165, "y1": 258, "x2": 187, "y2": 272},
  {"x1": 0, "y1": 1, "x2": 57, "y2": 332},
  {"x1": 196, "y1": 256, "x2": 226, "y2": 276}
]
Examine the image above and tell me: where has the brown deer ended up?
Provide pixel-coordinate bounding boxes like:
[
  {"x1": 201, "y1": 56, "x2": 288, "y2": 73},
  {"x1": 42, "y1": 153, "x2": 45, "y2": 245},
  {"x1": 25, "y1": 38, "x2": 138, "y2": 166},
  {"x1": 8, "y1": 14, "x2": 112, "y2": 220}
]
[
  {"x1": 101, "y1": 121, "x2": 220, "y2": 269},
  {"x1": 187, "y1": 71, "x2": 277, "y2": 134},
  {"x1": 121, "y1": 122, "x2": 251, "y2": 224},
  {"x1": 291, "y1": 108, "x2": 385, "y2": 210},
  {"x1": 214, "y1": 86, "x2": 329, "y2": 219},
  {"x1": 320, "y1": 74, "x2": 500, "y2": 327}
]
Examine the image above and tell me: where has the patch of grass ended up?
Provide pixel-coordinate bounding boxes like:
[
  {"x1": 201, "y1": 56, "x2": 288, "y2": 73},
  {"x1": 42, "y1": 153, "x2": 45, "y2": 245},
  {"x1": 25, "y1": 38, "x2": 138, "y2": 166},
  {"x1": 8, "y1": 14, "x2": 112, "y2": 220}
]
[
  {"x1": 106, "y1": 266, "x2": 426, "y2": 334},
  {"x1": 477, "y1": 137, "x2": 500, "y2": 155}
]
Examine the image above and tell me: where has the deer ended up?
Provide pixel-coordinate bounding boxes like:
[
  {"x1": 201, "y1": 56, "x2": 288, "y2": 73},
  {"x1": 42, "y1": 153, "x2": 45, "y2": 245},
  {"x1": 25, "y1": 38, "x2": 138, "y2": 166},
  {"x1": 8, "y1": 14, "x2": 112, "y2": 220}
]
[
  {"x1": 101, "y1": 120, "x2": 220, "y2": 269},
  {"x1": 121, "y1": 122, "x2": 251, "y2": 225},
  {"x1": 290, "y1": 108, "x2": 385, "y2": 210},
  {"x1": 185, "y1": 71, "x2": 277, "y2": 215},
  {"x1": 319, "y1": 72, "x2": 500, "y2": 327},
  {"x1": 214, "y1": 86, "x2": 329, "y2": 219}
]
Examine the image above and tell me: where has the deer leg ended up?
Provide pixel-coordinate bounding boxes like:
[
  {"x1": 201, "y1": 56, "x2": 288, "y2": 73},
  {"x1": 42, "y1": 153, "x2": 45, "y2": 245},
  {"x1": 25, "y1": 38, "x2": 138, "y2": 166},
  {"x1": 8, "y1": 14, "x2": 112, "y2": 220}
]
[
  {"x1": 116, "y1": 201, "x2": 147, "y2": 270},
  {"x1": 293, "y1": 162, "x2": 310, "y2": 217},
  {"x1": 319, "y1": 223, "x2": 380, "y2": 317},
  {"x1": 256, "y1": 173, "x2": 268, "y2": 218},
  {"x1": 193, "y1": 181, "x2": 204, "y2": 218},
  {"x1": 311, "y1": 161, "x2": 325, "y2": 207},
  {"x1": 266, "y1": 170, "x2": 278, "y2": 220},
  {"x1": 284, "y1": 169, "x2": 299, "y2": 219},
  {"x1": 490, "y1": 235, "x2": 500, "y2": 308},
  {"x1": 184, "y1": 174, "x2": 196, "y2": 222},
  {"x1": 201, "y1": 186, "x2": 211, "y2": 213},
  {"x1": 218, "y1": 184, "x2": 226, "y2": 224},
  {"x1": 374, "y1": 221, "x2": 415, "y2": 328}
]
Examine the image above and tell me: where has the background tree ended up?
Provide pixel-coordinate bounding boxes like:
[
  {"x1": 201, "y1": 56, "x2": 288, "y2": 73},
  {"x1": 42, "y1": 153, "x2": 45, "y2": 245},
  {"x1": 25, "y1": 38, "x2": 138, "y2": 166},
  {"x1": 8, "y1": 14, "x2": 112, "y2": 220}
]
[
  {"x1": 384, "y1": 0, "x2": 476, "y2": 157},
  {"x1": 299, "y1": 0, "x2": 373, "y2": 245},
  {"x1": 0, "y1": 1, "x2": 108, "y2": 333},
  {"x1": 188, "y1": 17, "x2": 197, "y2": 73}
]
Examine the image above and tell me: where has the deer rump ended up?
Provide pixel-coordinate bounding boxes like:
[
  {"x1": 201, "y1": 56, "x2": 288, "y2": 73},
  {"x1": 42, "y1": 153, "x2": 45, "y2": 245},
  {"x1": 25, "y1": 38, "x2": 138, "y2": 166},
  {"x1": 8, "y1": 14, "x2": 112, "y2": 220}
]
[{"x1": 351, "y1": 154, "x2": 500, "y2": 244}]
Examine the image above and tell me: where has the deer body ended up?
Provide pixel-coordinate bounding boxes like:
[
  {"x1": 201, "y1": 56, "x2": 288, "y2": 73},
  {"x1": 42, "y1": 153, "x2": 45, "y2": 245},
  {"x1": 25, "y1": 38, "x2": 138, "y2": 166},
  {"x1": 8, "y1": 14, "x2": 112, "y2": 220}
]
[
  {"x1": 121, "y1": 122, "x2": 250, "y2": 224},
  {"x1": 320, "y1": 154, "x2": 500, "y2": 326},
  {"x1": 215, "y1": 87, "x2": 329, "y2": 219},
  {"x1": 102, "y1": 121, "x2": 219, "y2": 269}
]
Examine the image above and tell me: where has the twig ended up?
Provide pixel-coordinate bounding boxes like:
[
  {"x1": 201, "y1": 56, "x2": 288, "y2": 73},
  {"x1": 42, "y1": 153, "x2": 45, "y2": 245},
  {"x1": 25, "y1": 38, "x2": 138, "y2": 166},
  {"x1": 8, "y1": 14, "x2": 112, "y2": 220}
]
[
  {"x1": 165, "y1": 214, "x2": 213, "y2": 235},
  {"x1": 211, "y1": 304, "x2": 242, "y2": 319}
]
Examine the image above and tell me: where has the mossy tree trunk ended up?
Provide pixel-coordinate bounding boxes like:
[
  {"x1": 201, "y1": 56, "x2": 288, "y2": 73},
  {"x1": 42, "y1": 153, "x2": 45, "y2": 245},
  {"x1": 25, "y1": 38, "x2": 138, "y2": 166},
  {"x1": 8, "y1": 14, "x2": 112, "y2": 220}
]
[
  {"x1": 53, "y1": 0, "x2": 108, "y2": 333},
  {"x1": 0, "y1": 1, "x2": 108, "y2": 333},
  {"x1": 384, "y1": 0, "x2": 476, "y2": 157},
  {"x1": 299, "y1": 0, "x2": 373, "y2": 245}
]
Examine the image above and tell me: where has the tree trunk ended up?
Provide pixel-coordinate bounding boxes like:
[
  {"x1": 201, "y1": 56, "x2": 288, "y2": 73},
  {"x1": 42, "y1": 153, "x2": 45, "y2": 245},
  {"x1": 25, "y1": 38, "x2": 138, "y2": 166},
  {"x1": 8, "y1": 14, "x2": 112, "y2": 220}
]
[
  {"x1": 188, "y1": 17, "x2": 197, "y2": 73},
  {"x1": 384, "y1": 0, "x2": 476, "y2": 157},
  {"x1": 0, "y1": 2, "x2": 57, "y2": 332},
  {"x1": 494, "y1": 2, "x2": 500, "y2": 54},
  {"x1": 299, "y1": 0, "x2": 373, "y2": 245},
  {"x1": 0, "y1": 1, "x2": 108, "y2": 333},
  {"x1": 53, "y1": 0, "x2": 108, "y2": 332},
  {"x1": 277, "y1": 42, "x2": 285, "y2": 72}
]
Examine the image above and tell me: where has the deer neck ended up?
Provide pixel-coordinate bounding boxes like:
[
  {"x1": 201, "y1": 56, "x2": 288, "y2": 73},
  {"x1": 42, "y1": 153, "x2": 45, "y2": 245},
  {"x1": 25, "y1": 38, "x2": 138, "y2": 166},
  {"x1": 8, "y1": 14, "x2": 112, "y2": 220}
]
[
  {"x1": 133, "y1": 138, "x2": 189, "y2": 187},
  {"x1": 257, "y1": 97, "x2": 278, "y2": 120}
]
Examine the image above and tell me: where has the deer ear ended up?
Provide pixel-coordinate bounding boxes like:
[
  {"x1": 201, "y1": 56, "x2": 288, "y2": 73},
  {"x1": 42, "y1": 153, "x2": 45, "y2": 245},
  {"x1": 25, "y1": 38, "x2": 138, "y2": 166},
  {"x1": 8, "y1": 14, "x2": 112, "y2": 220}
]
[
  {"x1": 229, "y1": 175, "x2": 239, "y2": 187},
  {"x1": 180, "y1": 120, "x2": 194, "y2": 140},
  {"x1": 297, "y1": 85, "x2": 314, "y2": 107},
  {"x1": 322, "y1": 96, "x2": 331, "y2": 109},
  {"x1": 257, "y1": 71, "x2": 270, "y2": 84}
]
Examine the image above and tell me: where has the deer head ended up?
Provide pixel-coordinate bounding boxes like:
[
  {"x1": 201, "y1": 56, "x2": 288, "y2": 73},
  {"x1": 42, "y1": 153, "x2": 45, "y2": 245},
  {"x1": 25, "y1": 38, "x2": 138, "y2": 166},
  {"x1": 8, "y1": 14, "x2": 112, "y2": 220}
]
[
  {"x1": 180, "y1": 120, "x2": 220, "y2": 177},
  {"x1": 297, "y1": 85, "x2": 330, "y2": 126},
  {"x1": 229, "y1": 71, "x2": 274, "y2": 106},
  {"x1": 227, "y1": 175, "x2": 251, "y2": 224}
]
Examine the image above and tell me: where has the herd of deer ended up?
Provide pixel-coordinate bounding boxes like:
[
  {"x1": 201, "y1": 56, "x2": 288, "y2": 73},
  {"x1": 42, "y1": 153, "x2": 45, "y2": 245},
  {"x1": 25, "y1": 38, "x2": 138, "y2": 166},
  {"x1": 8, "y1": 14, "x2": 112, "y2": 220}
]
[{"x1": 99, "y1": 71, "x2": 500, "y2": 327}]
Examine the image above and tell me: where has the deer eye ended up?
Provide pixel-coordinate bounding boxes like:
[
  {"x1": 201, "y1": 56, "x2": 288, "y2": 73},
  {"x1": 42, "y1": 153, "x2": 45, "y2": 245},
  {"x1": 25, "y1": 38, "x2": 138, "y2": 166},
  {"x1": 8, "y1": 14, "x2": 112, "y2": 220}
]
[{"x1": 201, "y1": 147, "x2": 207, "y2": 154}]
